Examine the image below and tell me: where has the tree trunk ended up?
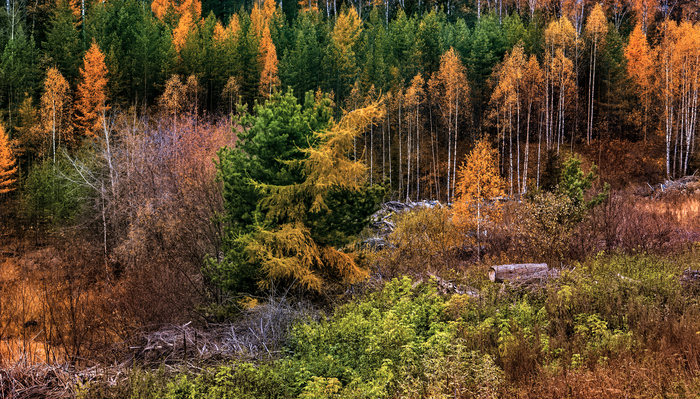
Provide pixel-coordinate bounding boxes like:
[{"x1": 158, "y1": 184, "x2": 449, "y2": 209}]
[{"x1": 489, "y1": 263, "x2": 549, "y2": 282}]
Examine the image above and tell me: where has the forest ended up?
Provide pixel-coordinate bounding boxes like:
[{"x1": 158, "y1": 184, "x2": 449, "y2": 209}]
[{"x1": 1, "y1": 0, "x2": 700, "y2": 397}]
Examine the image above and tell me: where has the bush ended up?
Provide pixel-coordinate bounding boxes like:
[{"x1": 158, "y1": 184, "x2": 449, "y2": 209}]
[{"x1": 370, "y1": 206, "x2": 464, "y2": 277}]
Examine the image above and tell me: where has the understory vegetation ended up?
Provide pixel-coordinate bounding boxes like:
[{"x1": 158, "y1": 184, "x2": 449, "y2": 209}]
[{"x1": 77, "y1": 250, "x2": 700, "y2": 398}]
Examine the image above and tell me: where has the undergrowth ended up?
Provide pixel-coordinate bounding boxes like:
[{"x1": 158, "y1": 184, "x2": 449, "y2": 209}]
[{"x1": 80, "y1": 250, "x2": 700, "y2": 398}]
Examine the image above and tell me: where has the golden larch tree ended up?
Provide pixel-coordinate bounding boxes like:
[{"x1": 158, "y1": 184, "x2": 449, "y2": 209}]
[
  {"x1": 544, "y1": 17, "x2": 576, "y2": 153},
  {"x1": 662, "y1": 21, "x2": 700, "y2": 176},
  {"x1": 213, "y1": 15, "x2": 240, "y2": 43},
  {"x1": 75, "y1": 40, "x2": 109, "y2": 138},
  {"x1": 151, "y1": 0, "x2": 174, "y2": 20},
  {"x1": 332, "y1": 7, "x2": 362, "y2": 52},
  {"x1": 489, "y1": 43, "x2": 526, "y2": 195},
  {"x1": 624, "y1": 23, "x2": 655, "y2": 141},
  {"x1": 584, "y1": 3, "x2": 608, "y2": 144},
  {"x1": 41, "y1": 67, "x2": 71, "y2": 163},
  {"x1": 258, "y1": 25, "x2": 279, "y2": 98},
  {"x1": 248, "y1": 102, "x2": 385, "y2": 291},
  {"x1": 428, "y1": 48, "x2": 470, "y2": 203},
  {"x1": 522, "y1": 54, "x2": 544, "y2": 191},
  {"x1": 454, "y1": 139, "x2": 505, "y2": 260},
  {"x1": 251, "y1": 0, "x2": 277, "y2": 36},
  {"x1": 172, "y1": 0, "x2": 202, "y2": 53},
  {"x1": 0, "y1": 124, "x2": 18, "y2": 195}
]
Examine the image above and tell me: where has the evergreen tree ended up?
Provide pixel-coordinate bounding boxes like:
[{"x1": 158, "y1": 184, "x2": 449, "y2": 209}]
[
  {"x1": 43, "y1": 0, "x2": 81, "y2": 86},
  {"x1": 214, "y1": 90, "x2": 384, "y2": 293},
  {"x1": 1, "y1": 26, "x2": 40, "y2": 134},
  {"x1": 279, "y1": 11, "x2": 326, "y2": 99},
  {"x1": 214, "y1": 90, "x2": 334, "y2": 293}
]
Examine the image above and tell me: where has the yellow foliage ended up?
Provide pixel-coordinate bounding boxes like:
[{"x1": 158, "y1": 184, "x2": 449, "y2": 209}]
[
  {"x1": 172, "y1": 11, "x2": 196, "y2": 53},
  {"x1": 214, "y1": 15, "x2": 240, "y2": 43},
  {"x1": 332, "y1": 7, "x2": 362, "y2": 52},
  {"x1": 40, "y1": 67, "x2": 71, "y2": 161},
  {"x1": 248, "y1": 101, "x2": 384, "y2": 291},
  {"x1": 150, "y1": 0, "x2": 174, "y2": 20}
]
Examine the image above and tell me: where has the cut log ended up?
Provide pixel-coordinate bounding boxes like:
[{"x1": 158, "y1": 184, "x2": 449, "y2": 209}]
[{"x1": 489, "y1": 263, "x2": 549, "y2": 282}]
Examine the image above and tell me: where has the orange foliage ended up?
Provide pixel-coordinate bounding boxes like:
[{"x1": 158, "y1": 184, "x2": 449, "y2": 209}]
[
  {"x1": 176, "y1": 0, "x2": 201, "y2": 18},
  {"x1": 428, "y1": 48, "x2": 470, "y2": 202},
  {"x1": 214, "y1": 14, "x2": 240, "y2": 43},
  {"x1": 454, "y1": 140, "x2": 505, "y2": 255},
  {"x1": 0, "y1": 124, "x2": 18, "y2": 195},
  {"x1": 166, "y1": 0, "x2": 202, "y2": 52},
  {"x1": 251, "y1": 0, "x2": 277, "y2": 35},
  {"x1": 259, "y1": 25, "x2": 280, "y2": 98},
  {"x1": 173, "y1": 11, "x2": 196, "y2": 53},
  {"x1": 151, "y1": 0, "x2": 174, "y2": 20},
  {"x1": 625, "y1": 23, "x2": 655, "y2": 140},
  {"x1": 74, "y1": 40, "x2": 109, "y2": 138}
]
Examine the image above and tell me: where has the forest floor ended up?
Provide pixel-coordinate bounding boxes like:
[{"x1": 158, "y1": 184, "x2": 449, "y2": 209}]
[{"x1": 2, "y1": 181, "x2": 700, "y2": 397}]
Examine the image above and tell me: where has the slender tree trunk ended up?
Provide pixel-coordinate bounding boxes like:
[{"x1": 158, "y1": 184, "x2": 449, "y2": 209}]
[
  {"x1": 416, "y1": 105, "x2": 420, "y2": 199},
  {"x1": 399, "y1": 98, "x2": 403, "y2": 196},
  {"x1": 523, "y1": 98, "x2": 532, "y2": 193}
]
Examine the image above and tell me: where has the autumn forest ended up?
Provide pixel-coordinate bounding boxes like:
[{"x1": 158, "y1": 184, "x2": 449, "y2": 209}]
[{"x1": 1, "y1": 0, "x2": 700, "y2": 397}]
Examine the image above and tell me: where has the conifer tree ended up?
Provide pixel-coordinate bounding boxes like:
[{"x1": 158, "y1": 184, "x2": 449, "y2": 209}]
[
  {"x1": 246, "y1": 101, "x2": 384, "y2": 291},
  {"x1": 585, "y1": 3, "x2": 608, "y2": 144},
  {"x1": 454, "y1": 139, "x2": 504, "y2": 260},
  {"x1": 428, "y1": 48, "x2": 469, "y2": 203},
  {"x1": 215, "y1": 90, "x2": 384, "y2": 293},
  {"x1": 1, "y1": 28, "x2": 40, "y2": 135},
  {"x1": 258, "y1": 25, "x2": 279, "y2": 98},
  {"x1": 0, "y1": 124, "x2": 18, "y2": 195},
  {"x1": 43, "y1": 0, "x2": 81, "y2": 86},
  {"x1": 625, "y1": 23, "x2": 654, "y2": 141},
  {"x1": 40, "y1": 67, "x2": 71, "y2": 163},
  {"x1": 74, "y1": 40, "x2": 109, "y2": 138}
]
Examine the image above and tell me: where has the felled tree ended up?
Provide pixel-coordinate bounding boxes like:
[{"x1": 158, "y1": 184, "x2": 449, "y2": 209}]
[
  {"x1": 453, "y1": 139, "x2": 505, "y2": 260},
  {"x1": 215, "y1": 90, "x2": 384, "y2": 293},
  {"x1": 0, "y1": 124, "x2": 18, "y2": 195}
]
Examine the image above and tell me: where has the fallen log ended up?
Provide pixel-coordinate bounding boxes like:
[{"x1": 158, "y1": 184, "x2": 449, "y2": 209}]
[{"x1": 489, "y1": 263, "x2": 550, "y2": 283}]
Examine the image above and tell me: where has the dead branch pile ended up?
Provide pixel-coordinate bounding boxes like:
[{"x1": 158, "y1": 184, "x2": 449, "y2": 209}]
[
  {"x1": 0, "y1": 361, "x2": 77, "y2": 399},
  {"x1": 126, "y1": 297, "x2": 317, "y2": 368},
  {"x1": 638, "y1": 175, "x2": 699, "y2": 197},
  {"x1": 364, "y1": 200, "x2": 443, "y2": 249}
]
